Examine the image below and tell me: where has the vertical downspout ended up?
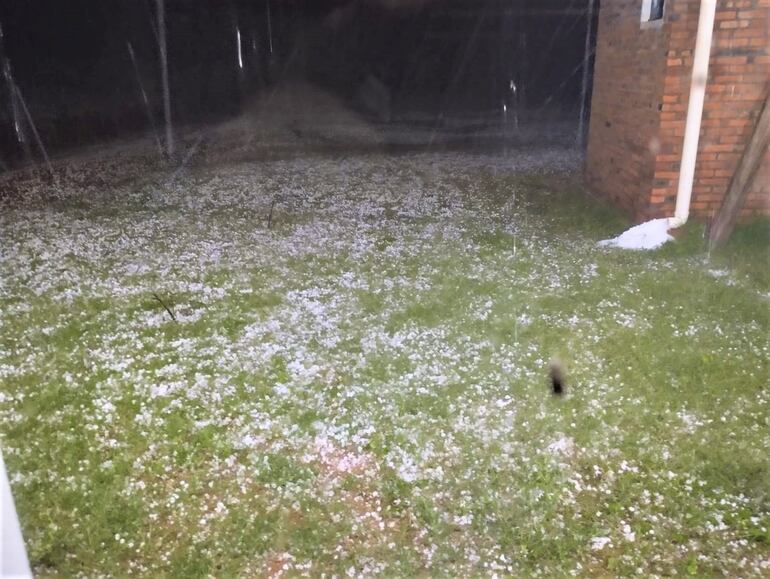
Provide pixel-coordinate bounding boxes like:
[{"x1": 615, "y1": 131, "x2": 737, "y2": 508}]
[{"x1": 668, "y1": 0, "x2": 718, "y2": 228}]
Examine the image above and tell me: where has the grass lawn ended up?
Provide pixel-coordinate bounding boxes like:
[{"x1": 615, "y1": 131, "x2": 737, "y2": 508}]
[{"x1": 1, "y1": 149, "x2": 768, "y2": 576}]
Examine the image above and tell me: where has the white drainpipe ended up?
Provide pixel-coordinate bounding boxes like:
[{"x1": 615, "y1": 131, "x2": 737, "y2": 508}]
[{"x1": 668, "y1": 0, "x2": 718, "y2": 229}]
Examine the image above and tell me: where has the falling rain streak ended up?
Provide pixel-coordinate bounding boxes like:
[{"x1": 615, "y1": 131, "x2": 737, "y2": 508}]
[{"x1": 236, "y1": 27, "x2": 243, "y2": 70}]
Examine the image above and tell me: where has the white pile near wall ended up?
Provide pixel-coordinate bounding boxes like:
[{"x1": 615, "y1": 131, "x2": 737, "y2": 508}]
[{"x1": 598, "y1": 218, "x2": 674, "y2": 250}]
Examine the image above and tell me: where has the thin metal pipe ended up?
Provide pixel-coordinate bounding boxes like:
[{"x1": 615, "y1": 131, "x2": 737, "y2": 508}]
[
  {"x1": 127, "y1": 41, "x2": 164, "y2": 157},
  {"x1": 156, "y1": 0, "x2": 174, "y2": 158},
  {"x1": 577, "y1": 0, "x2": 595, "y2": 148},
  {"x1": 14, "y1": 82, "x2": 54, "y2": 177}
]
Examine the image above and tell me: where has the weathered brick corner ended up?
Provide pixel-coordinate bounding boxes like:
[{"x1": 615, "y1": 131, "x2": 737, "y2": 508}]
[{"x1": 586, "y1": 0, "x2": 769, "y2": 222}]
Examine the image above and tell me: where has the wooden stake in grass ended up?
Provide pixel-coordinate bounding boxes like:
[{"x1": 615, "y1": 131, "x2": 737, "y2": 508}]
[
  {"x1": 152, "y1": 292, "x2": 176, "y2": 321},
  {"x1": 267, "y1": 197, "x2": 277, "y2": 229}
]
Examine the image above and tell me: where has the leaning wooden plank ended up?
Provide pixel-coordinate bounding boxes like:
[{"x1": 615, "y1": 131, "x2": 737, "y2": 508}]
[{"x1": 709, "y1": 90, "x2": 770, "y2": 248}]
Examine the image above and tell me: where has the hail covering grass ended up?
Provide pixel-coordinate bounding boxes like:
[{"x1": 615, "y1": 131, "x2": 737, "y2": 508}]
[{"x1": 0, "y1": 88, "x2": 767, "y2": 575}]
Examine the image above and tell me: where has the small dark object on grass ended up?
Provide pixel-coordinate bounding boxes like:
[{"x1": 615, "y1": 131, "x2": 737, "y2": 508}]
[
  {"x1": 152, "y1": 292, "x2": 176, "y2": 321},
  {"x1": 550, "y1": 359, "x2": 565, "y2": 396},
  {"x1": 267, "y1": 197, "x2": 277, "y2": 229}
]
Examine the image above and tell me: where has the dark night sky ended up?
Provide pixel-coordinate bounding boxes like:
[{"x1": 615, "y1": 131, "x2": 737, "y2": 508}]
[{"x1": 0, "y1": 0, "x2": 595, "y2": 156}]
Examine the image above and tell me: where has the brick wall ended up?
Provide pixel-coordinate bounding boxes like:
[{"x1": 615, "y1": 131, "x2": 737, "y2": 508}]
[
  {"x1": 585, "y1": 0, "x2": 671, "y2": 217},
  {"x1": 587, "y1": 0, "x2": 770, "y2": 222}
]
